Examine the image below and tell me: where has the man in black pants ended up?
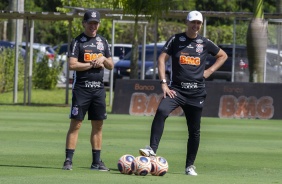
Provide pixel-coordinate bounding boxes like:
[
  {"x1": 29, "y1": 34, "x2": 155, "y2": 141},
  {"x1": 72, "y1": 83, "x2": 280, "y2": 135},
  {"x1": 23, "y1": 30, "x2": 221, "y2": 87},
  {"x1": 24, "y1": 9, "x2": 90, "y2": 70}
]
[
  {"x1": 139, "y1": 10, "x2": 227, "y2": 176},
  {"x1": 62, "y1": 10, "x2": 114, "y2": 171}
]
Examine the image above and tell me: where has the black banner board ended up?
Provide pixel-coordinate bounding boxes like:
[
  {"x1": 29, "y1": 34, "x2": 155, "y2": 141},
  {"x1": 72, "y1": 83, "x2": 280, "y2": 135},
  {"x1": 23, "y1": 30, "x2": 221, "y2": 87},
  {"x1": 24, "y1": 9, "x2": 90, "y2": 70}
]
[{"x1": 112, "y1": 79, "x2": 282, "y2": 120}]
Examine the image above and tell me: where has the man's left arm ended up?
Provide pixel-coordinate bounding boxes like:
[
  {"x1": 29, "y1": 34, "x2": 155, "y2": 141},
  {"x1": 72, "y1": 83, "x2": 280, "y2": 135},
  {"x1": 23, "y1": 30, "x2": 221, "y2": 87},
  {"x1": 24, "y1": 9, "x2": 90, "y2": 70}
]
[
  {"x1": 102, "y1": 57, "x2": 114, "y2": 70},
  {"x1": 204, "y1": 48, "x2": 228, "y2": 79},
  {"x1": 91, "y1": 56, "x2": 114, "y2": 70}
]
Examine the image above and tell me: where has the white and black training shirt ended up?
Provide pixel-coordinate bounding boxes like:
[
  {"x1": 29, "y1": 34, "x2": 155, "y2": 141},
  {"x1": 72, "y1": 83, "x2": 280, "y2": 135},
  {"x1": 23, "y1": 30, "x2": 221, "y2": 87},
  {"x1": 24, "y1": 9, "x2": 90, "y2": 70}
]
[
  {"x1": 163, "y1": 33, "x2": 220, "y2": 96},
  {"x1": 68, "y1": 33, "x2": 112, "y2": 89}
]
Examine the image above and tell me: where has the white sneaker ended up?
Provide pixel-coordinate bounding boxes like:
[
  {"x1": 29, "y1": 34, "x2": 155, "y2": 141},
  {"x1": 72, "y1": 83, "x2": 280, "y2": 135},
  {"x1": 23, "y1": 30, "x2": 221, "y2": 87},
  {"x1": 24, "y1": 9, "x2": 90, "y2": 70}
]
[
  {"x1": 185, "y1": 165, "x2": 198, "y2": 176},
  {"x1": 139, "y1": 145, "x2": 156, "y2": 157}
]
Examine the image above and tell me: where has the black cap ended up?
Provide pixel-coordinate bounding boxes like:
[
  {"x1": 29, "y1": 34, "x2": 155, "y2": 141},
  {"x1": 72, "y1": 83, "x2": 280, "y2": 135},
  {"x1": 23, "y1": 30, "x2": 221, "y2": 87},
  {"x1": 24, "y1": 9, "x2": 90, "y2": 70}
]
[{"x1": 83, "y1": 10, "x2": 100, "y2": 23}]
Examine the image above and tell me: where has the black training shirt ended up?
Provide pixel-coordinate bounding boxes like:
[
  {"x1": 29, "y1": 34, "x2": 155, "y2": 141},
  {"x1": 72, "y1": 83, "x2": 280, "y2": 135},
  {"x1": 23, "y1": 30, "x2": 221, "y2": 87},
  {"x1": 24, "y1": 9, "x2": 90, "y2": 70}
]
[
  {"x1": 68, "y1": 33, "x2": 111, "y2": 89},
  {"x1": 162, "y1": 33, "x2": 220, "y2": 95}
]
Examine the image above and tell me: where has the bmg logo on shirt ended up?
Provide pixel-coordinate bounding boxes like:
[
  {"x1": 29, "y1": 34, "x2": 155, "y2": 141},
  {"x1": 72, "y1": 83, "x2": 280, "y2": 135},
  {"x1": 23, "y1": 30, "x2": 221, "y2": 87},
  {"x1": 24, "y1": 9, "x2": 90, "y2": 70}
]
[
  {"x1": 179, "y1": 55, "x2": 200, "y2": 66},
  {"x1": 84, "y1": 53, "x2": 103, "y2": 62}
]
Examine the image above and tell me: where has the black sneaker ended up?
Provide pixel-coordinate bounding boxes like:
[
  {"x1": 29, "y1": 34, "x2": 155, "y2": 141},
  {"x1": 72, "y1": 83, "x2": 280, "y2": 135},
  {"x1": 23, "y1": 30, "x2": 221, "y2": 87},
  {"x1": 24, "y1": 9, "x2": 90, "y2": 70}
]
[
  {"x1": 62, "y1": 159, "x2": 72, "y2": 170},
  {"x1": 90, "y1": 160, "x2": 110, "y2": 171}
]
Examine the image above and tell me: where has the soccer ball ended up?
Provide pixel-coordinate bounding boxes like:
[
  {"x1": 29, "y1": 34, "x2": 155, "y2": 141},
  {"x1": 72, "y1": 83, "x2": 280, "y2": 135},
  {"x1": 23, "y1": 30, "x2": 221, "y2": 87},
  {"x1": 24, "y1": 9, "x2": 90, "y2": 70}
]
[
  {"x1": 117, "y1": 154, "x2": 135, "y2": 174},
  {"x1": 131, "y1": 156, "x2": 151, "y2": 176},
  {"x1": 150, "y1": 156, "x2": 169, "y2": 176}
]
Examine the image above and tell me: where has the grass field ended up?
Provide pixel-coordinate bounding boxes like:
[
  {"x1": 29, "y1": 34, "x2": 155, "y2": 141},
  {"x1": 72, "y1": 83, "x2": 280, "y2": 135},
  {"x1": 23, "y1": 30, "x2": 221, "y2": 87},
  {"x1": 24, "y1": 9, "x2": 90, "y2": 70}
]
[
  {"x1": 0, "y1": 88, "x2": 113, "y2": 113},
  {"x1": 0, "y1": 105, "x2": 282, "y2": 184}
]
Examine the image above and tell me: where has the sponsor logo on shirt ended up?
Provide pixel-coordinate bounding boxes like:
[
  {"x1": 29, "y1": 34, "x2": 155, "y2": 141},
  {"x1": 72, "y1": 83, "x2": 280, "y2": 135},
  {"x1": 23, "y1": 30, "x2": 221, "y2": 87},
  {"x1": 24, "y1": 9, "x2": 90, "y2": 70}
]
[
  {"x1": 179, "y1": 55, "x2": 200, "y2": 66},
  {"x1": 83, "y1": 43, "x2": 96, "y2": 48},
  {"x1": 96, "y1": 36, "x2": 102, "y2": 42},
  {"x1": 80, "y1": 36, "x2": 87, "y2": 42},
  {"x1": 71, "y1": 41, "x2": 78, "y2": 55},
  {"x1": 84, "y1": 53, "x2": 103, "y2": 62},
  {"x1": 85, "y1": 81, "x2": 102, "y2": 88},
  {"x1": 187, "y1": 44, "x2": 194, "y2": 49},
  {"x1": 181, "y1": 82, "x2": 199, "y2": 89},
  {"x1": 179, "y1": 36, "x2": 186, "y2": 41},
  {"x1": 196, "y1": 39, "x2": 203, "y2": 44}
]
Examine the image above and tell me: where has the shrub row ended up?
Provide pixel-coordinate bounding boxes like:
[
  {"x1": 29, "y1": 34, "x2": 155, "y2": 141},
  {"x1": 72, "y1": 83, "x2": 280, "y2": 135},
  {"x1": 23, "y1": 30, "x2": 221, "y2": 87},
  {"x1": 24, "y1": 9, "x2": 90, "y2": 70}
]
[{"x1": 0, "y1": 48, "x2": 62, "y2": 93}]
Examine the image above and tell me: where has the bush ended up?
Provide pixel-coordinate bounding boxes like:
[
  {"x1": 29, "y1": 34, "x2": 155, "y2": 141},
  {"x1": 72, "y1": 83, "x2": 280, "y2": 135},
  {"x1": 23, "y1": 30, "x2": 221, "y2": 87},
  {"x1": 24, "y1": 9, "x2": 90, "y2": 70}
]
[
  {"x1": 33, "y1": 55, "x2": 62, "y2": 89},
  {"x1": 0, "y1": 48, "x2": 25, "y2": 93}
]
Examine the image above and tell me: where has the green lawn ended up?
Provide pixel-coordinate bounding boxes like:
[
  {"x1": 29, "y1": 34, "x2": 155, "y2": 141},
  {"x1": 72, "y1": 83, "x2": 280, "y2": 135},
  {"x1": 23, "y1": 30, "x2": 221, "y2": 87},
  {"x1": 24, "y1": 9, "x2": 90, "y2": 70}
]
[
  {"x1": 0, "y1": 88, "x2": 113, "y2": 113},
  {"x1": 0, "y1": 105, "x2": 281, "y2": 184}
]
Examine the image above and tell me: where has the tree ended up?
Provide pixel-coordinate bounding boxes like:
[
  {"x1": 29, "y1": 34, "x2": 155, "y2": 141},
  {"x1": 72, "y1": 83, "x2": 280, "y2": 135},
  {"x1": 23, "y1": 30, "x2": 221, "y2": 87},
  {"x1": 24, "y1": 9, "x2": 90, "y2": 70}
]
[
  {"x1": 246, "y1": 0, "x2": 268, "y2": 82},
  {"x1": 57, "y1": 0, "x2": 114, "y2": 44},
  {"x1": 33, "y1": 0, "x2": 62, "y2": 12},
  {"x1": 112, "y1": 0, "x2": 173, "y2": 79}
]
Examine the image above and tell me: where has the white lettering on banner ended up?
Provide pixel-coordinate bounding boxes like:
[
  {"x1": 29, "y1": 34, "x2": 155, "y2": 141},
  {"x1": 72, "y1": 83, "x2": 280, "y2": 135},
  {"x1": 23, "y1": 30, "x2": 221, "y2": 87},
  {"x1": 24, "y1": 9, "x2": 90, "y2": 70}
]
[
  {"x1": 129, "y1": 92, "x2": 183, "y2": 116},
  {"x1": 218, "y1": 95, "x2": 274, "y2": 119},
  {"x1": 134, "y1": 83, "x2": 155, "y2": 91},
  {"x1": 223, "y1": 86, "x2": 244, "y2": 93}
]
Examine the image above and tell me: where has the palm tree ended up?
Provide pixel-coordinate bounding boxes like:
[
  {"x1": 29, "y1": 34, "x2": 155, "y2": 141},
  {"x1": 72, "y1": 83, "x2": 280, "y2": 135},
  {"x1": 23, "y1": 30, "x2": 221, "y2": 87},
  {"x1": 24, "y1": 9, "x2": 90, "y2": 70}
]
[{"x1": 246, "y1": 0, "x2": 268, "y2": 82}]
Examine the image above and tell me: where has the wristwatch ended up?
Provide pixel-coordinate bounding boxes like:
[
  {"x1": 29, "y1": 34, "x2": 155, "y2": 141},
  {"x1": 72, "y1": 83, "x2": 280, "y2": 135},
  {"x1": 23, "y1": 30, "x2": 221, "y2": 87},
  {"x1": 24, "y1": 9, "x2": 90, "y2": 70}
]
[{"x1": 160, "y1": 79, "x2": 167, "y2": 84}]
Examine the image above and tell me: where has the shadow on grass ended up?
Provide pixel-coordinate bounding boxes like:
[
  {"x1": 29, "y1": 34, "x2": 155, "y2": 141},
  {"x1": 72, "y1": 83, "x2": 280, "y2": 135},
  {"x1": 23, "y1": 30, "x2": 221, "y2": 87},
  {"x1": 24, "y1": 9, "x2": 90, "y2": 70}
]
[
  {"x1": 0, "y1": 164, "x2": 62, "y2": 170},
  {"x1": 0, "y1": 103, "x2": 70, "y2": 107},
  {"x1": 79, "y1": 166, "x2": 119, "y2": 172}
]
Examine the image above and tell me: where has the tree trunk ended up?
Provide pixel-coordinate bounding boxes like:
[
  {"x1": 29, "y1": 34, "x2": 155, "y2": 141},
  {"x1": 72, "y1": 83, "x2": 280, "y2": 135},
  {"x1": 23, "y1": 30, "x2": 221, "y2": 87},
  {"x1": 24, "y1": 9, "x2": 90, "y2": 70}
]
[
  {"x1": 246, "y1": 0, "x2": 268, "y2": 82},
  {"x1": 276, "y1": 0, "x2": 282, "y2": 50},
  {"x1": 7, "y1": 0, "x2": 24, "y2": 42},
  {"x1": 130, "y1": 17, "x2": 140, "y2": 79}
]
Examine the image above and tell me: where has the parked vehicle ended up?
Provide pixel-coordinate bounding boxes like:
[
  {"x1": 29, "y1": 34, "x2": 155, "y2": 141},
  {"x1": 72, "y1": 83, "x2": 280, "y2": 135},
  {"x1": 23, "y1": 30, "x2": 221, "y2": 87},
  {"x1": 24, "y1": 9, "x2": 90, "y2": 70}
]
[
  {"x1": 113, "y1": 44, "x2": 171, "y2": 83},
  {"x1": 20, "y1": 42, "x2": 56, "y2": 66},
  {"x1": 205, "y1": 44, "x2": 282, "y2": 83},
  {"x1": 53, "y1": 43, "x2": 132, "y2": 85},
  {"x1": 105, "y1": 44, "x2": 132, "y2": 85},
  {"x1": 0, "y1": 40, "x2": 26, "y2": 57},
  {"x1": 18, "y1": 42, "x2": 66, "y2": 83},
  {"x1": 265, "y1": 47, "x2": 282, "y2": 82},
  {"x1": 53, "y1": 43, "x2": 70, "y2": 84},
  {"x1": 204, "y1": 44, "x2": 248, "y2": 82}
]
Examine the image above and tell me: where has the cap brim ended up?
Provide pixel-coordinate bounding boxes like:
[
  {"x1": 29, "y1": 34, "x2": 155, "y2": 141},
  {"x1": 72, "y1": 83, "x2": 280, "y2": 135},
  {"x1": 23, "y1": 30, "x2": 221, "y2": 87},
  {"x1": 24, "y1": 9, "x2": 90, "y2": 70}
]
[{"x1": 188, "y1": 18, "x2": 202, "y2": 22}]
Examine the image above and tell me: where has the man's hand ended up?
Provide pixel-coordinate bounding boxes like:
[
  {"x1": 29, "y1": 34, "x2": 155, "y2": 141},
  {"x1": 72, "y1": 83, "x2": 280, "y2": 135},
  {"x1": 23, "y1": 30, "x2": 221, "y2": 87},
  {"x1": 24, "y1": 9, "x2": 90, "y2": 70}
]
[
  {"x1": 90, "y1": 60, "x2": 104, "y2": 68},
  {"x1": 203, "y1": 68, "x2": 213, "y2": 79},
  {"x1": 162, "y1": 84, "x2": 177, "y2": 98}
]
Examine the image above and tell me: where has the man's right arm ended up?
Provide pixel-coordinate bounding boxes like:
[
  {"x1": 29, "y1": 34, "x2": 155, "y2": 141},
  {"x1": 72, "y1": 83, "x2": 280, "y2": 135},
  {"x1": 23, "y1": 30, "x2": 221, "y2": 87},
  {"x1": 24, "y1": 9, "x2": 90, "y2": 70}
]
[
  {"x1": 158, "y1": 52, "x2": 176, "y2": 98},
  {"x1": 69, "y1": 57, "x2": 94, "y2": 71},
  {"x1": 158, "y1": 52, "x2": 169, "y2": 81}
]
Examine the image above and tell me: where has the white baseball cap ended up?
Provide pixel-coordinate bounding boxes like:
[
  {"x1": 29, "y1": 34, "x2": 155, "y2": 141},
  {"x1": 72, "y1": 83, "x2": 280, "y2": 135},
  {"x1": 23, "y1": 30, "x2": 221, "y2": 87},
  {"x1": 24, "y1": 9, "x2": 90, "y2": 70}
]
[{"x1": 187, "y1": 10, "x2": 203, "y2": 22}]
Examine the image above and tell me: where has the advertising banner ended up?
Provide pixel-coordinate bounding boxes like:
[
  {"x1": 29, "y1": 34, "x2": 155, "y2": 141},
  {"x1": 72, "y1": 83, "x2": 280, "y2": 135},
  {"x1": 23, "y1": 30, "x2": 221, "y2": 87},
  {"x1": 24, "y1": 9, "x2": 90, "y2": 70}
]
[{"x1": 112, "y1": 79, "x2": 282, "y2": 119}]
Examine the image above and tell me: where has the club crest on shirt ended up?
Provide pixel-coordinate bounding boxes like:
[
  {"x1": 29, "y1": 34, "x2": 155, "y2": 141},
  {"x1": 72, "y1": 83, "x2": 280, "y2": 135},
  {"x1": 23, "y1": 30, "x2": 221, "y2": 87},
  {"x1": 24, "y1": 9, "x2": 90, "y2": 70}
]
[
  {"x1": 196, "y1": 44, "x2": 203, "y2": 54},
  {"x1": 72, "y1": 107, "x2": 79, "y2": 116},
  {"x1": 179, "y1": 36, "x2": 186, "y2": 42},
  {"x1": 97, "y1": 42, "x2": 104, "y2": 50}
]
